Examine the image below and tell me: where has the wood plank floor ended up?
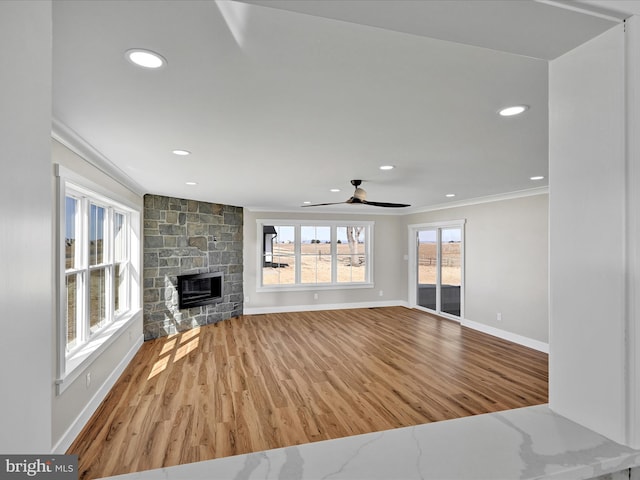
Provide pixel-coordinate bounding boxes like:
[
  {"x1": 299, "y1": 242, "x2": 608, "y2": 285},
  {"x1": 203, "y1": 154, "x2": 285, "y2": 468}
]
[{"x1": 67, "y1": 307, "x2": 548, "y2": 479}]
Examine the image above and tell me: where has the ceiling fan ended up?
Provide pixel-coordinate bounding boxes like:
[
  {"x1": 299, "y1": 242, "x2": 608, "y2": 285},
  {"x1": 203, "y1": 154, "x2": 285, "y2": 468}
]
[{"x1": 302, "y1": 180, "x2": 411, "y2": 208}]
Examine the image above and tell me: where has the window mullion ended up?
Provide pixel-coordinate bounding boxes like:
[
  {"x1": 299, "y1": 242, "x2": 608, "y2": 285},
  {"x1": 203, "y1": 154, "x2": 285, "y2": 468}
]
[
  {"x1": 117, "y1": 211, "x2": 129, "y2": 316},
  {"x1": 366, "y1": 226, "x2": 371, "y2": 283},
  {"x1": 294, "y1": 225, "x2": 301, "y2": 284},
  {"x1": 436, "y1": 228, "x2": 442, "y2": 313},
  {"x1": 105, "y1": 207, "x2": 112, "y2": 264},
  {"x1": 125, "y1": 214, "x2": 130, "y2": 313},
  {"x1": 77, "y1": 270, "x2": 86, "y2": 344},
  {"x1": 80, "y1": 196, "x2": 90, "y2": 344},
  {"x1": 106, "y1": 207, "x2": 114, "y2": 325},
  {"x1": 331, "y1": 226, "x2": 337, "y2": 283}
]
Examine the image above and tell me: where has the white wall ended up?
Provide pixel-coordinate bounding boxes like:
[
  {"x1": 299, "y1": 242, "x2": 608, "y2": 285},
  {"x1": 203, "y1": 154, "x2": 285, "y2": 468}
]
[
  {"x1": 404, "y1": 193, "x2": 549, "y2": 344},
  {"x1": 0, "y1": 0, "x2": 53, "y2": 453},
  {"x1": 626, "y1": 13, "x2": 640, "y2": 452},
  {"x1": 243, "y1": 210, "x2": 406, "y2": 312},
  {"x1": 51, "y1": 140, "x2": 144, "y2": 451},
  {"x1": 549, "y1": 24, "x2": 627, "y2": 444}
]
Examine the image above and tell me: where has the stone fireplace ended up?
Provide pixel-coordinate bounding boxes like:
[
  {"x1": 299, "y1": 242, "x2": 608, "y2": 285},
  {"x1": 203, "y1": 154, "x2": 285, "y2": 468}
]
[{"x1": 143, "y1": 194, "x2": 243, "y2": 340}]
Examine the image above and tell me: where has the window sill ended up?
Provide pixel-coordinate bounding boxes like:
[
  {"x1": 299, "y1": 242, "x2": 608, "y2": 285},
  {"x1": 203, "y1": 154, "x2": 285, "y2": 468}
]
[
  {"x1": 56, "y1": 308, "x2": 141, "y2": 395},
  {"x1": 257, "y1": 283, "x2": 374, "y2": 293}
]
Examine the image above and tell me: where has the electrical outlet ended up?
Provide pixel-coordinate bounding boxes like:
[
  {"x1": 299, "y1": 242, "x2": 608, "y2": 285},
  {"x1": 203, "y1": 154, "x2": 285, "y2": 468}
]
[
  {"x1": 245, "y1": 296, "x2": 249, "y2": 304},
  {"x1": 379, "y1": 290, "x2": 384, "y2": 297},
  {"x1": 86, "y1": 372, "x2": 91, "y2": 388},
  {"x1": 313, "y1": 293, "x2": 319, "y2": 300},
  {"x1": 497, "y1": 312, "x2": 502, "y2": 322}
]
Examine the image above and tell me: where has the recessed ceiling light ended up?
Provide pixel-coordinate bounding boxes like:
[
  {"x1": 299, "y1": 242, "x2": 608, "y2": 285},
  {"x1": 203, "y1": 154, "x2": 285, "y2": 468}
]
[
  {"x1": 498, "y1": 105, "x2": 529, "y2": 117},
  {"x1": 172, "y1": 149, "x2": 191, "y2": 156},
  {"x1": 530, "y1": 176, "x2": 545, "y2": 181},
  {"x1": 445, "y1": 193, "x2": 456, "y2": 198},
  {"x1": 379, "y1": 165, "x2": 395, "y2": 171},
  {"x1": 185, "y1": 181, "x2": 198, "y2": 186},
  {"x1": 126, "y1": 49, "x2": 167, "y2": 69},
  {"x1": 330, "y1": 188, "x2": 341, "y2": 193}
]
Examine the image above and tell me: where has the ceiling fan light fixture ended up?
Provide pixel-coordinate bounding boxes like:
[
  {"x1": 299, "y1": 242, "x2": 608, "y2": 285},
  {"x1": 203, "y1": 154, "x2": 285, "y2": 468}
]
[
  {"x1": 498, "y1": 105, "x2": 529, "y2": 117},
  {"x1": 126, "y1": 49, "x2": 167, "y2": 69},
  {"x1": 353, "y1": 188, "x2": 367, "y2": 201}
]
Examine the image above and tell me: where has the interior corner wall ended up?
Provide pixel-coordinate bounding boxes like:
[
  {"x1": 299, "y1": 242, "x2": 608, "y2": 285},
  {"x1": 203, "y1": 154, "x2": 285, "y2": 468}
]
[
  {"x1": 549, "y1": 24, "x2": 627, "y2": 444},
  {"x1": 0, "y1": 0, "x2": 53, "y2": 453},
  {"x1": 403, "y1": 193, "x2": 549, "y2": 344}
]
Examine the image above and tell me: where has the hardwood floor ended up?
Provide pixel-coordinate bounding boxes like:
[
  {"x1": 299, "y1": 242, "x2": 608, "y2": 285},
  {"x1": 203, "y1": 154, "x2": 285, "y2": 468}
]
[{"x1": 67, "y1": 307, "x2": 548, "y2": 479}]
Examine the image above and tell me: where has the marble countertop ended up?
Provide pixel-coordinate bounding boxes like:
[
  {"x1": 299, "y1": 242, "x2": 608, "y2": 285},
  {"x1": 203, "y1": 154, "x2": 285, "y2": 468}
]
[{"x1": 101, "y1": 405, "x2": 640, "y2": 480}]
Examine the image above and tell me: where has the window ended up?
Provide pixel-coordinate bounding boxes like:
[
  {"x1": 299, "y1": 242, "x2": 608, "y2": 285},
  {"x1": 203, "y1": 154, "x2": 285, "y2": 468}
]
[
  {"x1": 301, "y1": 226, "x2": 331, "y2": 284},
  {"x1": 55, "y1": 164, "x2": 141, "y2": 394},
  {"x1": 259, "y1": 220, "x2": 373, "y2": 289},
  {"x1": 64, "y1": 186, "x2": 132, "y2": 354},
  {"x1": 336, "y1": 226, "x2": 367, "y2": 283}
]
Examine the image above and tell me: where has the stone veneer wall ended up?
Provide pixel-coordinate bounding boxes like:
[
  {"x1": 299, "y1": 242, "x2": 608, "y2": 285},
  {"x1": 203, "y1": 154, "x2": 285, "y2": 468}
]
[{"x1": 143, "y1": 194, "x2": 243, "y2": 340}]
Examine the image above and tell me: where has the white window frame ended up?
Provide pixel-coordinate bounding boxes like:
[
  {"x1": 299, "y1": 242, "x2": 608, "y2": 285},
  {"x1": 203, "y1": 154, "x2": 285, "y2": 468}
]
[
  {"x1": 257, "y1": 219, "x2": 374, "y2": 291},
  {"x1": 55, "y1": 164, "x2": 141, "y2": 394},
  {"x1": 408, "y1": 219, "x2": 466, "y2": 321}
]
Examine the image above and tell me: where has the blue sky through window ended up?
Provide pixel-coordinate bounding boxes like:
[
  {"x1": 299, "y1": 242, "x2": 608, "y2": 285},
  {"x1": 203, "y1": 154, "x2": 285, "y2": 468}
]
[
  {"x1": 65, "y1": 196, "x2": 76, "y2": 240},
  {"x1": 90, "y1": 204, "x2": 105, "y2": 241},
  {"x1": 271, "y1": 226, "x2": 365, "y2": 244},
  {"x1": 418, "y1": 229, "x2": 461, "y2": 243}
]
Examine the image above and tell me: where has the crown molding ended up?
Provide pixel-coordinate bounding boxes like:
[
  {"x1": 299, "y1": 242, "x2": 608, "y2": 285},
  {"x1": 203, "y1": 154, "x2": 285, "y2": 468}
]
[
  {"x1": 246, "y1": 186, "x2": 549, "y2": 216},
  {"x1": 244, "y1": 205, "x2": 402, "y2": 215},
  {"x1": 52, "y1": 118, "x2": 146, "y2": 196},
  {"x1": 404, "y1": 186, "x2": 549, "y2": 215},
  {"x1": 535, "y1": 0, "x2": 627, "y2": 22}
]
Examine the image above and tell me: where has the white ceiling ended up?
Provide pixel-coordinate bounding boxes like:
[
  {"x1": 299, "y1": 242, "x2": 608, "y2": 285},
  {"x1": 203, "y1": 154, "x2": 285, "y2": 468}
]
[{"x1": 52, "y1": 0, "x2": 620, "y2": 213}]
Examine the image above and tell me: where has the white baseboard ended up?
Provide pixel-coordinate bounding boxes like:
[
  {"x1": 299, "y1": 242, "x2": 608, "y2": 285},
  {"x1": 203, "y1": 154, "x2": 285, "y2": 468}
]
[
  {"x1": 52, "y1": 334, "x2": 144, "y2": 454},
  {"x1": 461, "y1": 318, "x2": 549, "y2": 353},
  {"x1": 244, "y1": 300, "x2": 409, "y2": 315}
]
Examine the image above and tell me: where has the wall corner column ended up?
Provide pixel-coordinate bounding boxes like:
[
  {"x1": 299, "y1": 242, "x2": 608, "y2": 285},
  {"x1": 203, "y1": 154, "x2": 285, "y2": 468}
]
[
  {"x1": 624, "y1": 14, "x2": 640, "y2": 449},
  {"x1": 549, "y1": 23, "x2": 627, "y2": 445}
]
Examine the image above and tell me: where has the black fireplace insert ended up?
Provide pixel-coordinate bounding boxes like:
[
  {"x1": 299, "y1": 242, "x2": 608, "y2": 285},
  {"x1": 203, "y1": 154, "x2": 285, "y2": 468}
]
[{"x1": 177, "y1": 271, "x2": 223, "y2": 309}]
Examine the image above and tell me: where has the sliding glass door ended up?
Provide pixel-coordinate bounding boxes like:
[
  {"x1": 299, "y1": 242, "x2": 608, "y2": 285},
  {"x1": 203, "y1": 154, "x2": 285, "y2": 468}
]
[
  {"x1": 440, "y1": 227, "x2": 462, "y2": 316},
  {"x1": 417, "y1": 230, "x2": 437, "y2": 311},
  {"x1": 416, "y1": 224, "x2": 463, "y2": 319}
]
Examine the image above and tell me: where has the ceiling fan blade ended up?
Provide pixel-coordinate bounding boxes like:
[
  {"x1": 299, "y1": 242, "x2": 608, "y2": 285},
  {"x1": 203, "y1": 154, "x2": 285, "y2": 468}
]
[
  {"x1": 362, "y1": 200, "x2": 411, "y2": 208},
  {"x1": 302, "y1": 201, "x2": 349, "y2": 207}
]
